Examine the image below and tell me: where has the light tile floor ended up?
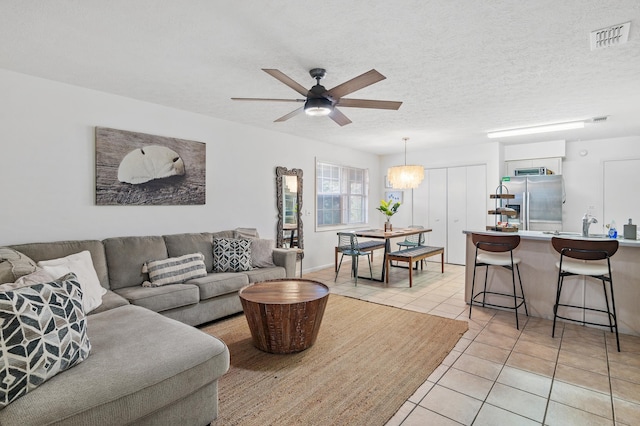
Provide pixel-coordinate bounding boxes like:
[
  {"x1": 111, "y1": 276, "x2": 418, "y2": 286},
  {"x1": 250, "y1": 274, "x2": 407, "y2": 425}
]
[{"x1": 303, "y1": 254, "x2": 640, "y2": 426}]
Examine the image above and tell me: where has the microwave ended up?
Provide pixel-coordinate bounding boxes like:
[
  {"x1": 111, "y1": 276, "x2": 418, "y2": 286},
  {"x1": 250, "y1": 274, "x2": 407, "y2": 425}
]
[{"x1": 514, "y1": 167, "x2": 554, "y2": 176}]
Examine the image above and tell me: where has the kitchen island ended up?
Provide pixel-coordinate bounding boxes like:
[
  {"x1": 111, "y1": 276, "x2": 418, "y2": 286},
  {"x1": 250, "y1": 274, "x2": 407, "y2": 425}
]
[{"x1": 463, "y1": 230, "x2": 640, "y2": 336}]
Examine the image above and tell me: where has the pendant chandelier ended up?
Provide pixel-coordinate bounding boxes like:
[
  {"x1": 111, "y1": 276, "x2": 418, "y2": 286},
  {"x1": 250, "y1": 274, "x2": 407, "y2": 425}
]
[{"x1": 387, "y1": 137, "x2": 424, "y2": 189}]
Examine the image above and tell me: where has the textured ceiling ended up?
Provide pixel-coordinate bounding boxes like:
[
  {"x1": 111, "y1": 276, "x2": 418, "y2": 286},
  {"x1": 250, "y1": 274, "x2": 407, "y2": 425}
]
[{"x1": 1, "y1": 1, "x2": 639, "y2": 155}]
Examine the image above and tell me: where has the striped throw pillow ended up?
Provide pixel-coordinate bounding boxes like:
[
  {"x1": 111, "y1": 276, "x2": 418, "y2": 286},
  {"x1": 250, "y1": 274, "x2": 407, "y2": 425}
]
[{"x1": 141, "y1": 253, "x2": 207, "y2": 287}]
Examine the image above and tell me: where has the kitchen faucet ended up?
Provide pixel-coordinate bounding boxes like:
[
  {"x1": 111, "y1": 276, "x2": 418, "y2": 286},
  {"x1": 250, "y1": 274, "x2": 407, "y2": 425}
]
[{"x1": 582, "y1": 213, "x2": 598, "y2": 237}]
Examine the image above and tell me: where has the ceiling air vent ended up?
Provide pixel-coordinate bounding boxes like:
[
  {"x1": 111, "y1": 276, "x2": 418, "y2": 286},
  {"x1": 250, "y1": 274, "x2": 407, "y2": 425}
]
[
  {"x1": 590, "y1": 22, "x2": 630, "y2": 50},
  {"x1": 591, "y1": 116, "x2": 608, "y2": 123}
]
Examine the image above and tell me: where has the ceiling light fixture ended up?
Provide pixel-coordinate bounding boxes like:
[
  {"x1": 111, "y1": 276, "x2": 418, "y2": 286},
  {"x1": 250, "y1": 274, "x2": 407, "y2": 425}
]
[
  {"x1": 487, "y1": 120, "x2": 586, "y2": 138},
  {"x1": 304, "y1": 97, "x2": 333, "y2": 116},
  {"x1": 387, "y1": 137, "x2": 424, "y2": 189}
]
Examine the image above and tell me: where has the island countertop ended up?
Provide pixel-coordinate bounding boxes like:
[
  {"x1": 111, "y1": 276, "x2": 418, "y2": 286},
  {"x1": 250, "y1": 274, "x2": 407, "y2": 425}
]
[
  {"x1": 463, "y1": 230, "x2": 640, "y2": 337},
  {"x1": 462, "y1": 229, "x2": 640, "y2": 247}
]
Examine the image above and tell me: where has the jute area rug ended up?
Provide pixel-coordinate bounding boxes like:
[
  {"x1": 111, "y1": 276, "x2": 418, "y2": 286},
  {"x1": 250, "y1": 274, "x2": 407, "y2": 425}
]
[{"x1": 202, "y1": 294, "x2": 468, "y2": 426}]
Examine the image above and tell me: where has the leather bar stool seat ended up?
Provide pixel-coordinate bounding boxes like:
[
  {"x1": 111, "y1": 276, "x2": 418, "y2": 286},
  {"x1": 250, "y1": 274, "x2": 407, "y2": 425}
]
[
  {"x1": 551, "y1": 237, "x2": 620, "y2": 351},
  {"x1": 469, "y1": 233, "x2": 528, "y2": 329}
]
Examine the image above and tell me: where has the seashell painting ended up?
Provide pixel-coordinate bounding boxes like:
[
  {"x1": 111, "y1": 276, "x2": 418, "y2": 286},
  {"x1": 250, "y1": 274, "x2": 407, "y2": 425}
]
[
  {"x1": 95, "y1": 127, "x2": 205, "y2": 205},
  {"x1": 117, "y1": 145, "x2": 185, "y2": 184}
]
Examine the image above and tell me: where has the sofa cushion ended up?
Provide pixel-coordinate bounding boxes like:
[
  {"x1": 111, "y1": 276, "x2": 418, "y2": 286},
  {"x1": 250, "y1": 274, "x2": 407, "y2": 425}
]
[
  {"x1": 88, "y1": 290, "x2": 130, "y2": 315},
  {"x1": 142, "y1": 253, "x2": 207, "y2": 287},
  {"x1": 9, "y1": 240, "x2": 109, "y2": 290},
  {"x1": 0, "y1": 273, "x2": 91, "y2": 408},
  {"x1": 186, "y1": 272, "x2": 249, "y2": 300},
  {"x1": 114, "y1": 284, "x2": 199, "y2": 313},
  {"x1": 244, "y1": 266, "x2": 287, "y2": 283},
  {"x1": 213, "y1": 238, "x2": 252, "y2": 272},
  {"x1": 251, "y1": 239, "x2": 276, "y2": 268},
  {"x1": 0, "y1": 247, "x2": 37, "y2": 284},
  {"x1": 37, "y1": 251, "x2": 107, "y2": 313},
  {"x1": 234, "y1": 228, "x2": 260, "y2": 239},
  {"x1": 163, "y1": 233, "x2": 214, "y2": 272},
  {"x1": 209, "y1": 230, "x2": 236, "y2": 240},
  {"x1": 103, "y1": 236, "x2": 167, "y2": 290},
  {"x1": 0, "y1": 304, "x2": 229, "y2": 425}
]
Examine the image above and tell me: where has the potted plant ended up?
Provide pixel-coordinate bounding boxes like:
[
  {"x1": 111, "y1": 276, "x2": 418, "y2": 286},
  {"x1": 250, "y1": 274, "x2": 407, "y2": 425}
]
[{"x1": 377, "y1": 199, "x2": 401, "y2": 231}]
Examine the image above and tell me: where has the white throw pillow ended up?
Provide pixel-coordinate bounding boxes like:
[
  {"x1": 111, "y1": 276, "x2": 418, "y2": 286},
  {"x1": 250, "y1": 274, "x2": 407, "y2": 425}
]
[
  {"x1": 0, "y1": 268, "x2": 55, "y2": 292},
  {"x1": 37, "y1": 251, "x2": 106, "y2": 313}
]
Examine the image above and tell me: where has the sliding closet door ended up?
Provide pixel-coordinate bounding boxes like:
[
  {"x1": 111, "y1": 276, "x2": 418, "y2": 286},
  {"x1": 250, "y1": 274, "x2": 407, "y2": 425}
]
[
  {"x1": 425, "y1": 168, "x2": 447, "y2": 251},
  {"x1": 422, "y1": 164, "x2": 486, "y2": 265},
  {"x1": 447, "y1": 167, "x2": 467, "y2": 265},
  {"x1": 466, "y1": 165, "x2": 487, "y2": 236}
]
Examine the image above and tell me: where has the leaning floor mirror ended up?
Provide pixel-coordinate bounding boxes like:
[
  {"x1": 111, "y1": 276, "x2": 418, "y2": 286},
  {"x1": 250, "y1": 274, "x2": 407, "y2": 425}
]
[{"x1": 276, "y1": 166, "x2": 303, "y2": 258}]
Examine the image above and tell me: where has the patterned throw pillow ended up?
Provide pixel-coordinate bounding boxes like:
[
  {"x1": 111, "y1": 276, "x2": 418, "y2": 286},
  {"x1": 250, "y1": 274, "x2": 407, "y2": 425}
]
[
  {"x1": 141, "y1": 253, "x2": 208, "y2": 287},
  {"x1": 0, "y1": 272, "x2": 91, "y2": 408},
  {"x1": 213, "y1": 238, "x2": 253, "y2": 272}
]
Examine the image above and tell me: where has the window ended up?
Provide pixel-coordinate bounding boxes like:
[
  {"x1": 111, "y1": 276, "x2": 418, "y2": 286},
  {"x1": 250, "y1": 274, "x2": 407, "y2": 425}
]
[{"x1": 316, "y1": 161, "x2": 369, "y2": 228}]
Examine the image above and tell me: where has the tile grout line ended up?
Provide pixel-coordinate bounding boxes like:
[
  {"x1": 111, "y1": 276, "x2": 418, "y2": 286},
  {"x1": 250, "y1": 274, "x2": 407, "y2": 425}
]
[
  {"x1": 541, "y1": 320, "x2": 564, "y2": 426},
  {"x1": 604, "y1": 332, "x2": 617, "y2": 425}
]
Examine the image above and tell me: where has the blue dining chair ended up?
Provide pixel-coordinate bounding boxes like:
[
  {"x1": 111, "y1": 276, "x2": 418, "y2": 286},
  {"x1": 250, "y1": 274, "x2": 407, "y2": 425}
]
[{"x1": 335, "y1": 232, "x2": 373, "y2": 285}]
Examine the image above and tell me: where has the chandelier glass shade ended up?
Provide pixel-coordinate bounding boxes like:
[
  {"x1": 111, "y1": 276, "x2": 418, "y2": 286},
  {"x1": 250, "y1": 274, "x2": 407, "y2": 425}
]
[
  {"x1": 387, "y1": 137, "x2": 424, "y2": 189},
  {"x1": 387, "y1": 164, "x2": 425, "y2": 189}
]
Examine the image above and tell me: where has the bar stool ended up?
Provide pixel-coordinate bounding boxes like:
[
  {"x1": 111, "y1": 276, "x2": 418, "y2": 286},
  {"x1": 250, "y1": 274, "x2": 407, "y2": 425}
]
[
  {"x1": 551, "y1": 237, "x2": 620, "y2": 351},
  {"x1": 469, "y1": 233, "x2": 528, "y2": 329}
]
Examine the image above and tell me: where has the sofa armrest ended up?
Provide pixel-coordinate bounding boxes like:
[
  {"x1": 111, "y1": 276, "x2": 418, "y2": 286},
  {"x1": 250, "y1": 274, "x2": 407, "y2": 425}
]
[{"x1": 272, "y1": 248, "x2": 297, "y2": 278}]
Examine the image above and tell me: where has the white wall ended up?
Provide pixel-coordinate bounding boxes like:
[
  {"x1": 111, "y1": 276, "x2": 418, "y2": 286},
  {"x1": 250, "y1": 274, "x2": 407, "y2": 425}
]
[
  {"x1": 562, "y1": 136, "x2": 640, "y2": 234},
  {"x1": 0, "y1": 70, "x2": 381, "y2": 271},
  {"x1": 4, "y1": 70, "x2": 638, "y2": 271}
]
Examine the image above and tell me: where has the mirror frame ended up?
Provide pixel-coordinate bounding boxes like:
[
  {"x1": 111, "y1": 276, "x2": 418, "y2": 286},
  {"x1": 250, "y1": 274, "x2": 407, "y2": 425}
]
[{"x1": 276, "y1": 166, "x2": 303, "y2": 256}]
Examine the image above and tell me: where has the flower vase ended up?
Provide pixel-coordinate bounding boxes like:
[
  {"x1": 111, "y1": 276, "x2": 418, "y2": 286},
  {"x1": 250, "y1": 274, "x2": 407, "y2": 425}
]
[{"x1": 384, "y1": 219, "x2": 393, "y2": 232}]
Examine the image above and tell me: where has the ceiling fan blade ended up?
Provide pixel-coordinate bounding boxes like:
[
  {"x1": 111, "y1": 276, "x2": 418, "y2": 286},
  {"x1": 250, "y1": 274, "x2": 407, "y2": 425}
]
[
  {"x1": 231, "y1": 97, "x2": 305, "y2": 103},
  {"x1": 274, "y1": 107, "x2": 304, "y2": 123},
  {"x1": 326, "y1": 69, "x2": 386, "y2": 99},
  {"x1": 337, "y1": 98, "x2": 402, "y2": 110},
  {"x1": 262, "y1": 69, "x2": 309, "y2": 97},
  {"x1": 329, "y1": 108, "x2": 352, "y2": 126}
]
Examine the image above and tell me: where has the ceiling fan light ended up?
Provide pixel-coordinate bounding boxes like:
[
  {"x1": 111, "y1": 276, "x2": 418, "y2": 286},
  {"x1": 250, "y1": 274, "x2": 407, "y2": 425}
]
[{"x1": 304, "y1": 97, "x2": 332, "y2": 116}]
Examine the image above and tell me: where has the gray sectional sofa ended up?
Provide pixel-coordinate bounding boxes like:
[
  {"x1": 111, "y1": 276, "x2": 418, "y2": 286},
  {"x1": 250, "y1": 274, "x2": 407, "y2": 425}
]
[{"x1": 0, "y1": 229, "x2": 296, "y2": 425}]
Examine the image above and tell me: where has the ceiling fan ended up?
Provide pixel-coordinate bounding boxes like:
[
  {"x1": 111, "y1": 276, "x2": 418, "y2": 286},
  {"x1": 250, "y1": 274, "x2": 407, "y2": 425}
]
[{"x1": 231, "y1": 68, "x2": 402, "y2": 126}]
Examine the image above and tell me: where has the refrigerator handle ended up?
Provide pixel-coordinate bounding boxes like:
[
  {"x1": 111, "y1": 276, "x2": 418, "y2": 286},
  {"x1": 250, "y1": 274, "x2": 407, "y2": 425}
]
[
  {"x1": 521, "y1": 192, "x2": 526, "y2": 230},
  {"x1": 526, "y1": 192, "x2": 531, "y2": 229}
]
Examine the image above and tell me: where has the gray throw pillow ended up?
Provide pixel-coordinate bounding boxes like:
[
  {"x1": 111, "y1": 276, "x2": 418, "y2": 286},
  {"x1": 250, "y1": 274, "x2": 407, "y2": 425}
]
[
  {"x1": 213, "y1": 238, "x2": 252, "y2": 272},
  {"x1": 251, "y1": 239, "x2": 276, "y2": 268},
  {"x1": 0, "y1": 247, "x2": 37, "y2": 284}
]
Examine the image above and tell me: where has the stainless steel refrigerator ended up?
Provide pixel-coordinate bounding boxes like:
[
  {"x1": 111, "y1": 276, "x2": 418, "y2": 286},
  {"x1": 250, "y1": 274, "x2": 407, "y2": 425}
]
[{"x1": 502, "y1": 175, "x2": 564, "y2": 231}]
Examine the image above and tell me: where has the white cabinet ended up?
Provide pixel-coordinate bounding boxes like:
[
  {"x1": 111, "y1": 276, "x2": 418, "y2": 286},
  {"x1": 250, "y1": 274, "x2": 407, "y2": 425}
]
[
  {"x1": 423, "y1": 165, "x2": 486, "y2": 265},
  {"x1": 505, "y1": 157, "x2": 562, "y2": 176}
]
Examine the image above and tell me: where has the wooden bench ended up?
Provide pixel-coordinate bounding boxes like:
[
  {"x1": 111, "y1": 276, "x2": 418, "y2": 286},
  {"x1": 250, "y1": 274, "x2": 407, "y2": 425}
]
[
  {"x1": 335, "y1": 240, "x2": 386, "y2": 272},
  {"x1": 385, "y1": 246, "x2": 445, "y2": 287}
]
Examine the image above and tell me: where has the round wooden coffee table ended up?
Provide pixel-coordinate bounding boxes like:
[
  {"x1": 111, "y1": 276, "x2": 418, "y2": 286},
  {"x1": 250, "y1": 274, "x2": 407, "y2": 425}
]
[{"x1": 238, "y1": 279, "x2": 330, "y2": 354}]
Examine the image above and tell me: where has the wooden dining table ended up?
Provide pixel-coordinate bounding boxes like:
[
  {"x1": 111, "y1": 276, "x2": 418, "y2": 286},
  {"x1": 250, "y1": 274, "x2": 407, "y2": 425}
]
[{"x1": 352, "y1": 227, "x2": 432, "y2": 282}]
